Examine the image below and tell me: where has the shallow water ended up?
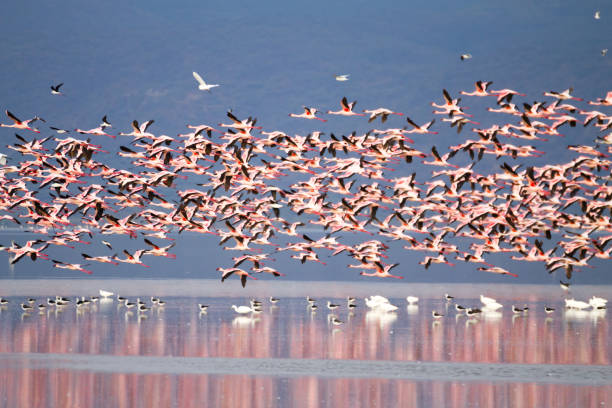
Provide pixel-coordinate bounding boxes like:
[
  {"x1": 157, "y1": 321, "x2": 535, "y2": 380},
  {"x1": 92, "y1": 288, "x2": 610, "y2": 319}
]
[{"x1": 0, "y1": 280, "x2": 610, "y2": 407}]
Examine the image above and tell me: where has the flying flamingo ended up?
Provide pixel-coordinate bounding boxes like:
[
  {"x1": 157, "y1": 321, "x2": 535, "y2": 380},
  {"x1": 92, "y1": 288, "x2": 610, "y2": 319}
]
[
  {"x1": 113, "y1": 250, "x2": 150, "y2": 267},
  {"x1": 218, "y1": 111, "x2": 261, "y2": 130},
  {"x1": 404, "y1": 117, "x2": 438, "y2": 134},
  {"x1": 477, "y1": 266, "x2": 518, "y2": 277},
  {"x1": 143, "y1": 238, "x2": 176, "y2": 258},
  {"x1": 327, "y1": 97, "x2": 365, "y2": 116},
  {"x1": 218, "y1": 267, "x2": 257, "y2": 288},
  {"x1": 431, "y1": 89, "x2": 471, "y2": 116},
  {"x1": 363, "y1": 108, "x2": 403, "y2": 123},
  {"x1": 119, "y1": 120, "x2": 155, "y2": 138},
  {"x1": 544, "y1": 88, "x2": 583, "y2": 101},
  {"x1": 289, "y1": 107, "x2": 327, "y2": 121},
  {"x1": 422, "y1": 146, "x2": 459, "y2": 168},
  {"x1": 419, "y1": 254, "x2": 455, "y2": 269},
  {"x1": 359, "y1": 262, "x2": 402, "y2": 278},
  {"x1": 75, "y1": 126, "x2": 115, "y2": 139},
  {"x1": 589, "y1": 91, "x2": 612, "y2": 106},
  {"x1": 441, "y1": 116, "x2": 480, "y2": 134},
  {"x1": 82, "y1": 253, "x2": 118, "y2": 265},
  {"x1": 1, "y1": 110, "x2": 41, "y2": 133},
  {"x1": 490, "y1": 88, "x2": 525, "y2": 104},
  {"x1": 460, "y1": 81, "x2": 493, "y2": 97},
  {"x1": 52, "y1": 260, "x2": 92, "y2": 274}
]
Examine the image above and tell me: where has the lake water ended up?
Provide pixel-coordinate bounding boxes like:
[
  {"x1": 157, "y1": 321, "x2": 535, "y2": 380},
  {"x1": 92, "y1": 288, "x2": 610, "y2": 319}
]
[{"x1": 0, "y1": 280, "x2": 610, "y2": 407}]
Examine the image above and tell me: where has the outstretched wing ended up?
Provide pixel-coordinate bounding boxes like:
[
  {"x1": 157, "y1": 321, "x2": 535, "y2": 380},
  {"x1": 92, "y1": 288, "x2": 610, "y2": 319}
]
[
  {"x1": 6, "y1": 110, "x2": 21, "y2": 124},
  {"x1": 442, "y1": 89, "x2": 452, "y2": 104},
  {"x1": 192, "y1": 71, "x2": 206, "y2": 86},
  {"x1": 141, "y1": 120, "x2": 155, "y2": 132},
  {"x1": 405, "y1": 117, "x2": 419, "y2": 128}
]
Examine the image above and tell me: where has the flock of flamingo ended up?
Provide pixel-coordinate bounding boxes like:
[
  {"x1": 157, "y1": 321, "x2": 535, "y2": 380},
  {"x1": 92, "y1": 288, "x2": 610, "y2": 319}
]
[{"x1": 1, "y1": 83, "x2": 611, "y2": 287}]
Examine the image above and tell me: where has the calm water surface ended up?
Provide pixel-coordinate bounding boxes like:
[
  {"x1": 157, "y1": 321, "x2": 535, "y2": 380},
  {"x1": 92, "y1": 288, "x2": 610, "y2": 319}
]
[{"x1": 0, "y1": 280, "x2": 610, "y2": 407}]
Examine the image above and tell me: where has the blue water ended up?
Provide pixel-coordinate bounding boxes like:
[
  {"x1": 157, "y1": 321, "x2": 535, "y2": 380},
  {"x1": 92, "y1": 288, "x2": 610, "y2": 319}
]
[{"x1": 0, "y1": 280, "x2": 610, "y2": 407}]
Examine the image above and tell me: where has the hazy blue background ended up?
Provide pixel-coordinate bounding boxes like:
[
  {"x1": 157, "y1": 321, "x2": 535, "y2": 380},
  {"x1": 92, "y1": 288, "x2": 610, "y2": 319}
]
[{"x1": 1, "y1": 0, "x2": 611, "y2": 284}]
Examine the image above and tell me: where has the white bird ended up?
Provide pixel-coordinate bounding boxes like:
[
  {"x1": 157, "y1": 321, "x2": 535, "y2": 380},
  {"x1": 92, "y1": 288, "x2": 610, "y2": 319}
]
[
  {"x1": 368, "y1": 295, "x2": 390, "y2": 304},
  {"x1": 406, "y1": 296, "x2": 419, "y2": 305},
  {"x1": 480, "y1": 294, "x2": 496, "y2": 305},
  {"x1": 565, "y1": 298, "x2": 591, "y2": 310},
  {"x1": 192, "y1": 71, "x2": 219, "y2": 92},
  {"x1": 0, "y1": 153, "x2": 7, "y2": 166},
  {"x1": 365, "y1": 296, "x2": 387, "y2": 308},
  {"x1": 99, "y1": 290, "x2": 114, "y2": 298},
  {"x1": 364, "y1": 295, "x2": 398, "y2": 312},
  {"x1": 232, "y1": 304, "x2": 254, "y2": 314},
  {"x1": 589, "y1": 296, "x2": 607, "y2": 308},
  {"x1": 335, "y1": 74, "x2": 349, "y2": 81},
  {"x1": 460, "y1": 53, "x2": 472, "y2": 60},
  {"x1": 594, "y1": 10, "x2": 600, "y2": 20}
]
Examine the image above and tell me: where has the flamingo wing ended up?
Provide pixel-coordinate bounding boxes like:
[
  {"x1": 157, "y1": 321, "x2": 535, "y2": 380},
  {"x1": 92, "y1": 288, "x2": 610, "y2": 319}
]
[
  {"x1": 431, "y1": 146, "x2": 442, "y2": 161},
  {"x1": 405, "y1": 117, "x2": 419, "y2": 128},
  {"x1": 442, "y1": 89, "x2": 452, "y2": 104},
  {"x1": 227, "y1": 110, "x2": 241, "y2": 124},
  {"x1": 141, "y1": 120, "x2": 154, "y2": 132},
  {"x1": 341, "y1": 97, "x2": 349, "y2": 110},
  {"x1": 6, "y1": 110, "x2": 21, "y2": 124}
]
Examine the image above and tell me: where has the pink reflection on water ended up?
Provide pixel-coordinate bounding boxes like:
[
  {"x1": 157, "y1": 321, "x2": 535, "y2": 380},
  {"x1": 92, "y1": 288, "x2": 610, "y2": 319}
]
[
  {"x1": 0, "y1": 297, "x2": 609, "y2": 364},
  {"x1": 0, "y1": 294, "x2": 609, "y2": 407},
  {"x1": 0, "y1": 370, "x2": 608, "y2": 408}
]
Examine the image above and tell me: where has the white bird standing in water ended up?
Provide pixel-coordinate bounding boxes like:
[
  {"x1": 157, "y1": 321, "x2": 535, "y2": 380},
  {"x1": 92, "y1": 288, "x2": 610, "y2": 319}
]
[
  {"x1": 564, "y1": 298, "x2": 590, "y2": 310},
  {"x1": 232, "y1": 304, "x2": 254, "y2": 314},
  {"x1": 480, "y1": 294, "x2": 496, "y2": 305},
  {"x1": 589, "y1": 296, "x2": 607, "y2": 308},
  {"x1": 192, "y1": 72, "x2": 220, "y2": 92},
  {"x1": 99, "y1": 290, "x2": 114, "y2": 298}
]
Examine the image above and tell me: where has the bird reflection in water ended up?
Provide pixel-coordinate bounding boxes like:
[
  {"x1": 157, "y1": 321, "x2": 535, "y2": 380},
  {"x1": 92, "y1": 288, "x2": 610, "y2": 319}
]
[{"x1": 0, "y1": 295, "x2": 608, "y2": 407}]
